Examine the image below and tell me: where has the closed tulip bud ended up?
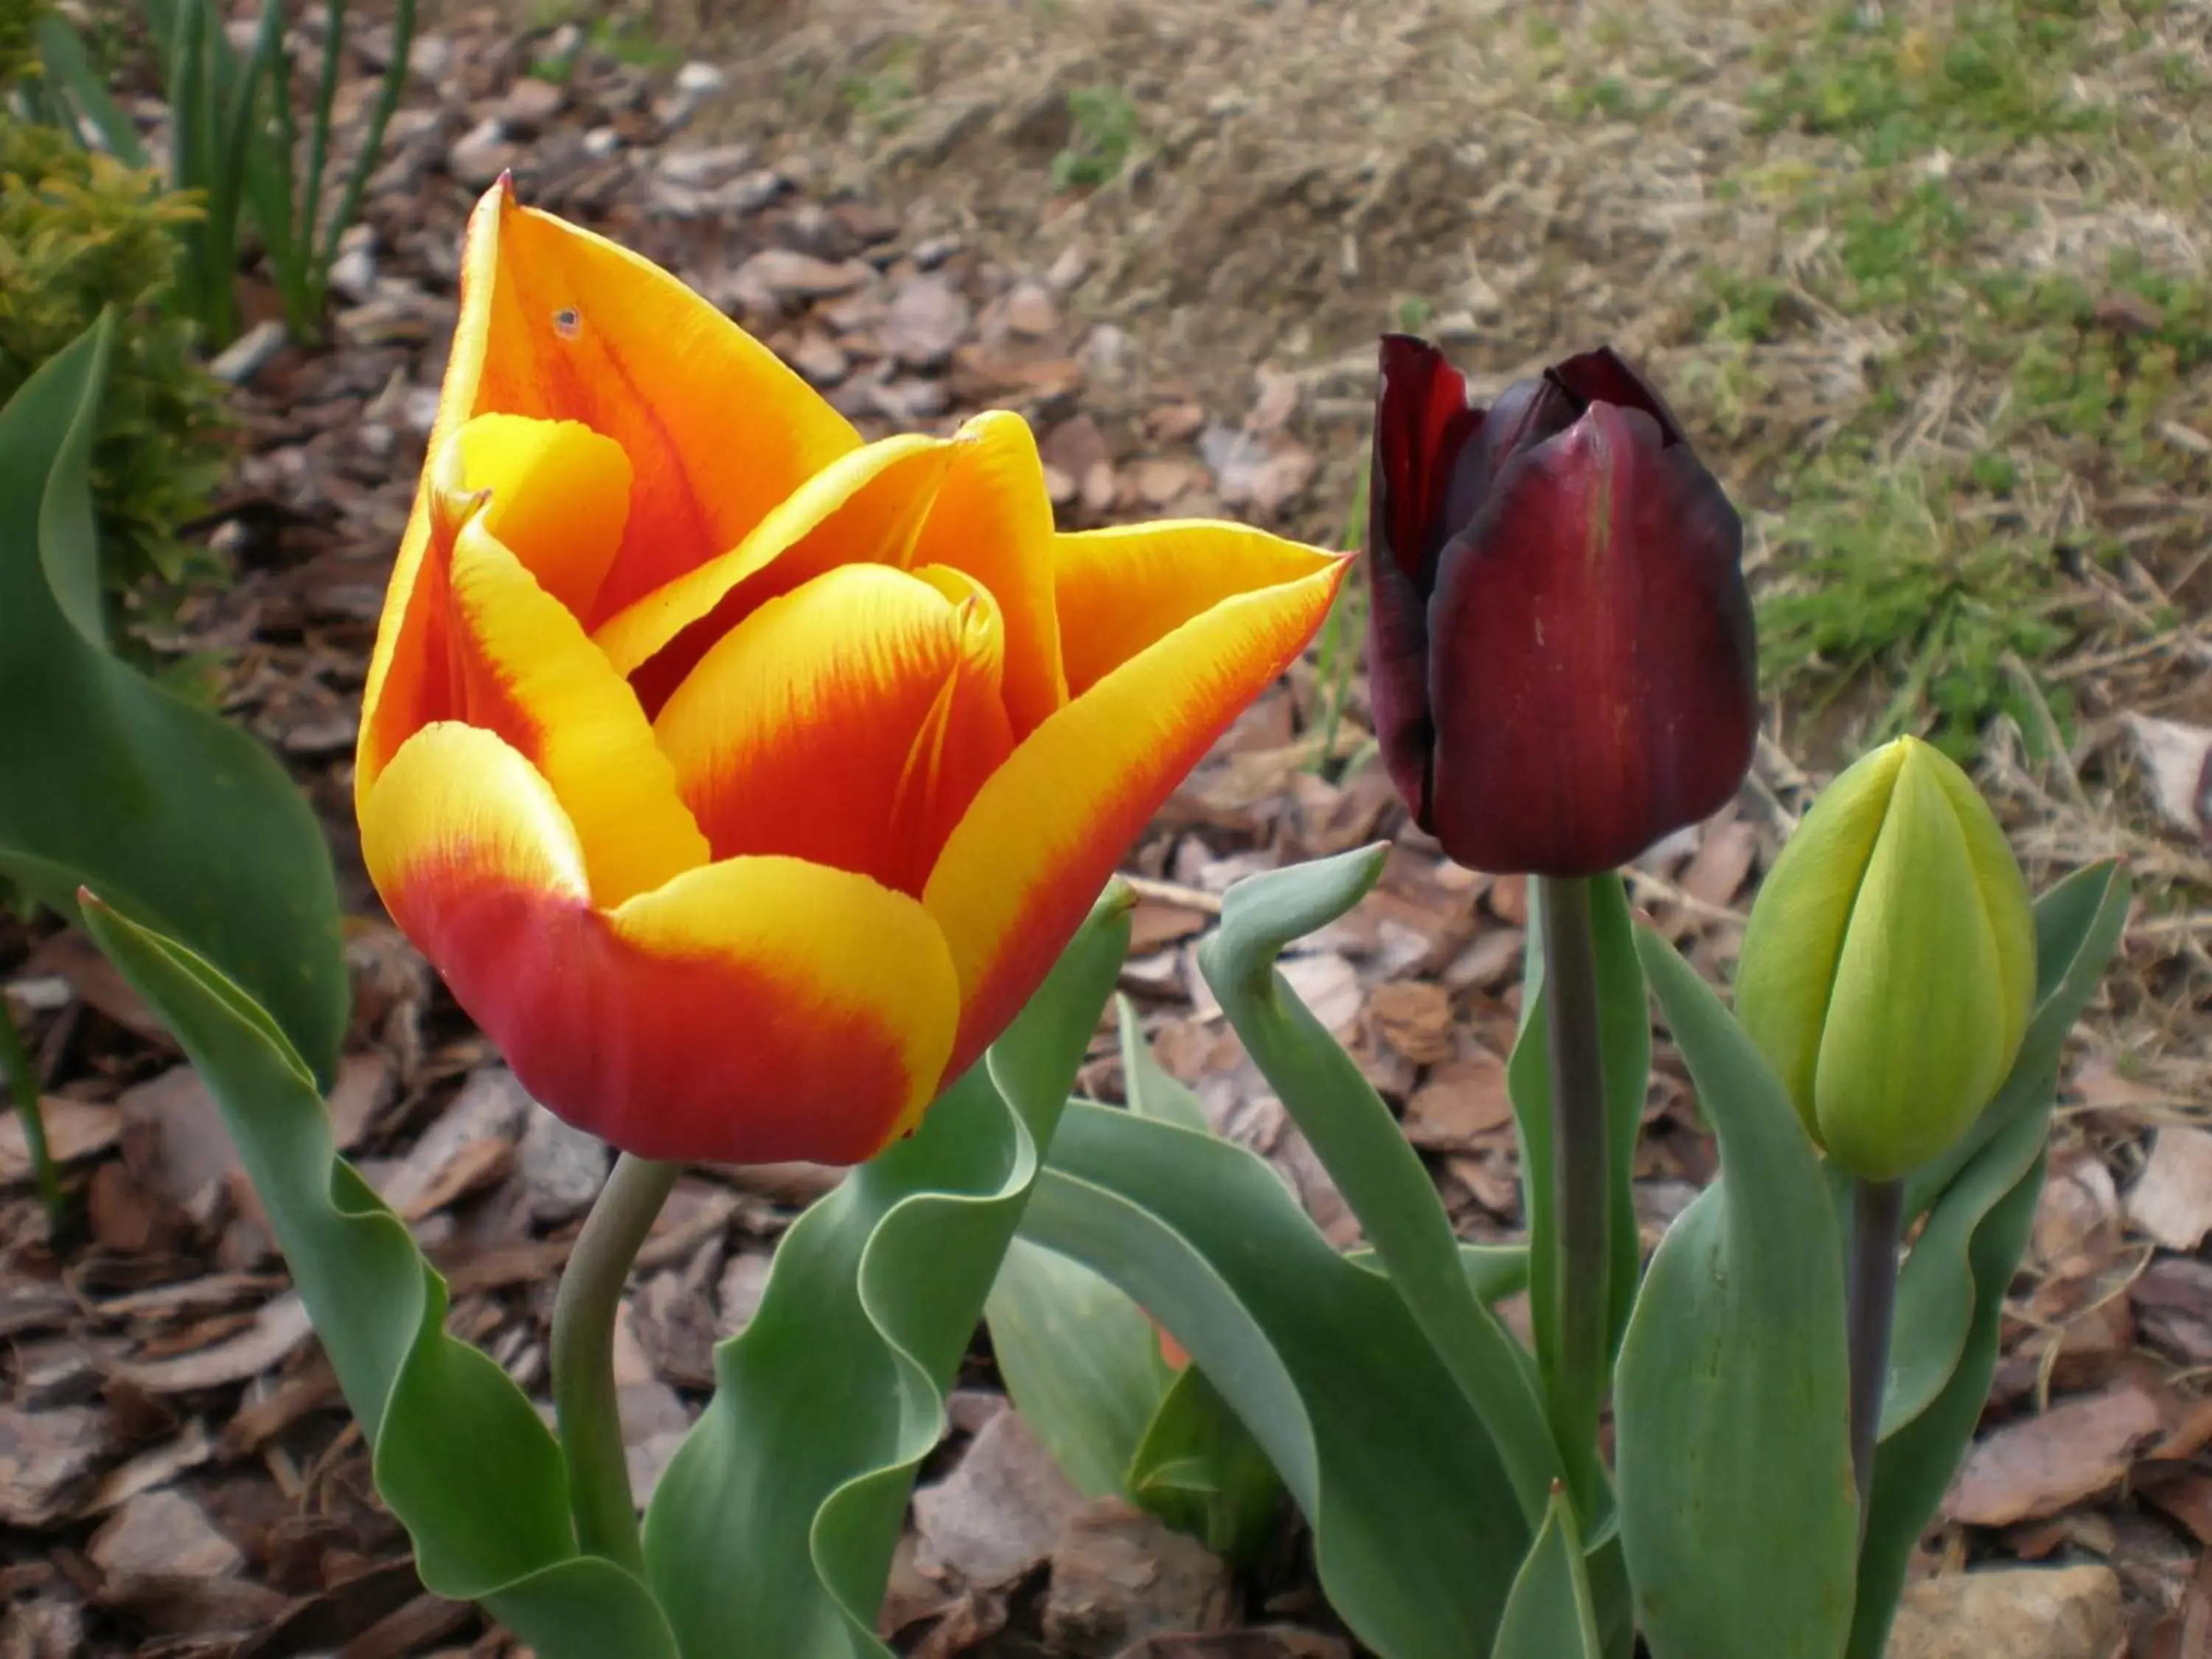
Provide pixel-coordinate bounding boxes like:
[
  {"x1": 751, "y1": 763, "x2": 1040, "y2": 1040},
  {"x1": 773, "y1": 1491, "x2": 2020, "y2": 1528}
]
[
  {"x1": 1366, "y1": 335, "x2": 1758, "y2": 877},
  {"x1": 1734, "y1": 737, "x2": 2036, "y2": 1181}
]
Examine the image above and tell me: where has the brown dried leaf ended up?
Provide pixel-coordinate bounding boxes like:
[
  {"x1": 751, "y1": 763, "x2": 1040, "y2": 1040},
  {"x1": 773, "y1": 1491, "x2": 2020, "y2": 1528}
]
[
  {"x1": 912, "y1": 1408, "x2": 1084, "y2": 1590},
  {"x1": 1366, "y1": 981, "x2": 1455, "y2": 1066},
  {"x1": 1402, "y1": 1051, "x2": 1514, "y2": 1152},
  {"x1": 0, "y1": 1098, "x2": 120, "y2": 1186},
  {"x1": 114, "y1": 1293, "x2": 313, "y2": 1394},
  {"x1": 0, "y1": 1404, "x2": 105, "y2": 1528},
  {"x1": 1043, "y1": 1500, "x2": 1234, "y2": 1652},
  {"x1": 2126, "y1": 1127, "x2": 2212, "y2": 1251},
  {"x1": 1947, "y1": 1382, "x2": 2164, "y2": 1526}
]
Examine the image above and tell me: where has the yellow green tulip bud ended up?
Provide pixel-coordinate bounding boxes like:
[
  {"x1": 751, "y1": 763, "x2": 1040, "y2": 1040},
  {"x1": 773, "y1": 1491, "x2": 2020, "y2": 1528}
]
[{"x1": 1735, "y1": 737, "x2": 2035, "y2": 1182}]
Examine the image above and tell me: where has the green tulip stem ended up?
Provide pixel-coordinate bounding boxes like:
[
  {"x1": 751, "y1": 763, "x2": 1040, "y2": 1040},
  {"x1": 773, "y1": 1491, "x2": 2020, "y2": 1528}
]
[
  {"x1": 552, "y1": 1152, "x2": 679, "y2": 1571},
  {"x1": 0, "y1": 987, "x2": 62, "y2": 1220},
  {"x1": 1539, "y1": 874, "x2": 1610, "y2": 1465},
  {"x1": 1846, "y1": 1175, "x2": 1905, "y2": 1540}
]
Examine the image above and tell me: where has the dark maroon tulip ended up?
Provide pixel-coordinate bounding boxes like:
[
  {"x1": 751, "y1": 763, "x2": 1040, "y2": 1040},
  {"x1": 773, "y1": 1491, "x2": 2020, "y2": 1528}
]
[{"x1": 1366, "y1": 335, "x2": 1756, "y2": 877}]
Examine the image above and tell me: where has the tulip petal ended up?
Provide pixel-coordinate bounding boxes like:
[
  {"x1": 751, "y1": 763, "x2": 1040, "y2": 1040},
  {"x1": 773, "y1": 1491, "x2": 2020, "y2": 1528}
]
[
  {"x1": 1548, "y1": 347, "x2": 1688, "y2": 445},
  {"x1": 1733, "y1": 741, "x2": 1907, "y2": 1128},
  {"x1": 1374, "y1": 335, "x2": 1481, "y2": 585},
  {"x1": 445, "y1": 508, "x2": 708, "y2": 905},
  {"x1": 1055, "y1": 521, "x2": 1346, "y2": 696},
  {"x1": 1920, "y1": 749, "x2": 2037, "y2": 1057},
  {"x1": 1426, "y1": 400, "x2": 1756, "y2": 876},
  {"x1": 925, "y1": 542, "x2": 1343, "y2": 1074},
  {"x1": 362, "y1": 722, "x2": 960, "y2": 1166},
  {"x1": 906, "y1": 411, "x2": 1065, "y2": 737},
  {"x1": 653, "y1": 563, "x2": 1012, "y2": 896},
  {"x1": 453, "y1": 413, "x2": 632, "y2": 620},
  {"x1": 361, "y1": 182, "x2": 860, "y2": 799},
  {"x1": 1814, "y1": 746, "x2": 2008, "y2": 1180},
  {"x1": 594, "y1": 434, "x2": 954, "y2": 717}
]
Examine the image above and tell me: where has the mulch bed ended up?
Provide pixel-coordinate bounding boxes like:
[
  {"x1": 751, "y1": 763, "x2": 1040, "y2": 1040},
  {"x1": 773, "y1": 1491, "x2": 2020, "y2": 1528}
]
[{"x1": 4, "y1": 10, "x2": 2212, "y2": 1657}]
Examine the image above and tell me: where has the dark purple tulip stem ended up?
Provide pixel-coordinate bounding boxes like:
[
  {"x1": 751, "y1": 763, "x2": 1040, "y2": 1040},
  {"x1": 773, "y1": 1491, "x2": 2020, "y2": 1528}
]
[
  {"x1": 1540, "y1": 874, "x2": 1610, "y2": 1461},
  {"x1": 1847, "y1": 1175, "x2": 1904, "y2": 1544}
]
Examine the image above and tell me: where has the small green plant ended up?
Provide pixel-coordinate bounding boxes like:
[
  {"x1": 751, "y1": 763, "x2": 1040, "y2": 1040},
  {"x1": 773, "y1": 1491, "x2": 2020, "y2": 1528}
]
[
  {"x1": 0, "y1": 112, "x2": 228, "y2": 619},
  {"x1": 35, "y1": 0, "x2": 417, "y2": 345},
  {"x1": 1051, "y1": 84, "x2": 1140, "y2": 191},
  {"x1": 0, "y1": 0, "x2": 46, "y2": 86},
  {"x1": 585, "y1": 11, "x2": 679, "y2": 71},
  {"x1": 837, "y1": 39, "x2": 917, "y2": 129}
]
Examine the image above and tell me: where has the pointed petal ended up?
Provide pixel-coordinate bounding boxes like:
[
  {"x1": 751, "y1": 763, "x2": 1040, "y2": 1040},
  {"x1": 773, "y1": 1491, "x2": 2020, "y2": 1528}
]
[
  {"x1": 595, "y1": 434, "x2": 953, "y2": 717},
  {"x1": 1549, "y1": 347, "x2": 1687, "y2": 445},
  {"x1": 1053, "y1": 520, "x2": 1345, "y2": 696},
  {"x1": 453, "y1": 413, "x2": 632, "y2": 619},
  {"x1": 1365, "y1": 459, "x2": 1436, "y2": 828},
  {"x1": 653, "y1": 563, "x2": 1012, "y2": 895},
  {"x1": 1427, "y1": 401, "x2": 1756, "y2": 876},
  {"x1": 905, "y1": 410, "x2": 1065, "y2": 737},
  {"x1": 1733, "y1": 740, "x2": 1907, "y2": 1130},
  {"x1": 360, "y1": 183, "x2": 860, "y2": 804},
  {"x1": 362, "y1": 722, "x2": 960, "y2": 1166},
  {"x1": 1815, "y1": 745, "x2": 2008, "y2": 1180},
  {"x1": 411, "y1": 482, "x2": 706, "y2": 904},
  {"x1": 1374, "y1": 335, "x2": 1481, "y2": 585},
  {"x1": 924, "y1": 550, "x2": 1343, "y2": 1075}
]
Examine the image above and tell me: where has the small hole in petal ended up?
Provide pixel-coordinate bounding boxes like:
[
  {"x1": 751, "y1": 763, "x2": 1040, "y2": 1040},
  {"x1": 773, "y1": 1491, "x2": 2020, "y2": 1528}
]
[{"x1": 552, "y1": 307, "x2": 582, "y2": 340}]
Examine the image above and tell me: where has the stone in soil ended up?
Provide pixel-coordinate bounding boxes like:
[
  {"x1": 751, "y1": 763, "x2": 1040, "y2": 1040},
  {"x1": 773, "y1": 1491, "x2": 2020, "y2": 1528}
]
[
  {"x1": 1884, "y1": 1565, "x2": 2124, "y2": 1659},
  {"x1": 883, "y1": 273, "x2": 972, "y2": 369}
]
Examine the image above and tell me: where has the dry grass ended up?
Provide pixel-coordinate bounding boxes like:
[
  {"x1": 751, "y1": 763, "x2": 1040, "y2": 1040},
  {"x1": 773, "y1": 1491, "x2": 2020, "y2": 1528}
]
[{"x1": 653, "y1": 0, "x2": 2212, "y2": 1070}]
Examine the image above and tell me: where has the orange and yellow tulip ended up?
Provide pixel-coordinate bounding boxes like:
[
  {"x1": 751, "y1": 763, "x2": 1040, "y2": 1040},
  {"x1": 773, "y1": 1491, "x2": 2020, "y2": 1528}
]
[{"x1": 355, "y1": 181, "x2": 1344, "y2": 1167}]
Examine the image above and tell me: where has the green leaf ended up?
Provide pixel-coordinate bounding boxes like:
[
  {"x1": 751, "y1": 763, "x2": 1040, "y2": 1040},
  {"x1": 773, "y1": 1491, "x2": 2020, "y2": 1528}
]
[
  {"x1": 1615, "y1": 931, "x2": 1857, "y2": 1659},
  {"x1": 78, "y1": 898, "x2": 677, "y2": 1658},
  {"x1": 1882, "y1": 1085, "x2": 2051, "y2": 1437},
  {"x1": 1197, "y1": 845, "x2": 1559, "y2": 1527},
  {"x1": 1846, "y1": 1143, "x2": 2045, "y2": 1659},
  {"x1": 35, "y1": 15, "x2": 150, "y2": 166},
  {"x1": 1492, "y1": 1485, "x2": 1603, "y2": 1659},
  {"x1": 1126, "y1": 1360, "x2": 1285, "y2": 1568},
  {"x1": 1025, "y1": 1099, "x2": 1530, "y2": 1659},
  {"x1": 641, "y1": 887, "x2": 1132, "y2": 1659},
  {"x1": 1116, "y1": 992, "x2": 1211, "y2": 1132},
  {"x1": 981, "y1": 1000, "x2": 1211, "y2": 1501},
  {"x1": 1506, "y1": 874, "x2": 1648, "y2": 1508},
  {"x1": 987, "y1": 1235, "x2": 1168, "y2": 1498},
  {"x1": 0, "y1": 317, "x2": 347, "y2": 1082}
]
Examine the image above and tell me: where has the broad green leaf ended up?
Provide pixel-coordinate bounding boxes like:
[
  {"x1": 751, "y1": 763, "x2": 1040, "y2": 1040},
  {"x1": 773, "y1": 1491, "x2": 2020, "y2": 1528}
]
[
  {"x1": 986, "y1": 998, "x2": 1262, "y2": 1529},
  {"x1": 1846, "y1": 1144, "x2": 2046, "y2": 1659},
  {"x1": 1492, "y1": 1486, "x2": 1602, "y2": 1659},
  {"x1": 641, "y1": 888, "x2": 1132, "y2": 1659},
  {"x1": 1126, "y1": 1360, "x2": 1285, "y2": 1568},
  {"x1": 1616, "y1": 931, "x2": 1857, "y2": 1659},
  {"x1": 987, "y1": 1236, "x2": 1168, "y2": 1498},
  {"x1": 1026, "y1": 1100, "x2": 1529, "y2": 1659},
  {"x1": 80, "y1": 898, "x2": 676, "y2": 1658},
  {"x1": 0, "y1": 318, "x2": 347, "y2": 1082},
  {"x1": 1506, "y1": 874, "x2": 1648, "y2": 1509},
  {"x1": 1198, "y1": 845, "x2": 1559, "y2": 1527}
]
